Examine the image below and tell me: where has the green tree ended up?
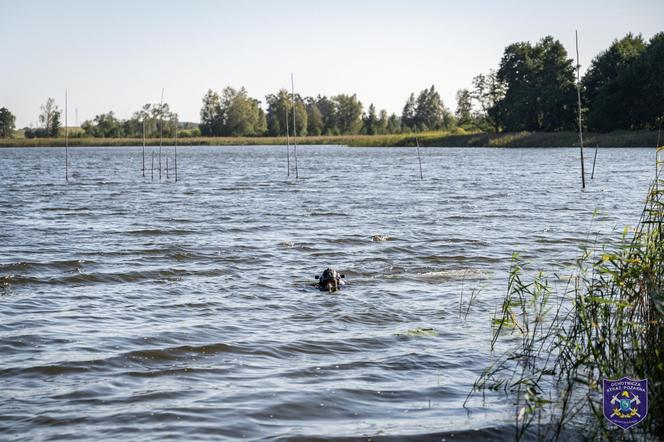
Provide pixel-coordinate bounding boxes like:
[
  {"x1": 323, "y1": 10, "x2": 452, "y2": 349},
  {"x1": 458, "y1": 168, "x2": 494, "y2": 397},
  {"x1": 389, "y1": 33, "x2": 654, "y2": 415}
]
[
  {"x1": 315, "y1": 95, "x2": 338, "y2": 135},
  {"x1": 332, "y1": 94, "x2": 363, "y2": 134},
  {"x1": 455, "y1": 89, "x2": 473, "y2": 127},
  {"x1": 125, "y1": 103, "x2": 176, "y2": 137},
  {"x1": 155, "y1": 102, "x2": 178, "y2": 137},
  {"x1": 583, "y1": 34, "x2": 645, "y2": 113},
  {"x1": 493, "y1": 36, "x2": 576, "y2": 131},
  {"x1": 199, "y1": 87, "x2": 267, "y2": 137},
  {"x1": 626, "y1": 33, "x2": 664, "y2": 129},
  {"x1": 221, "y1": 87, "x2": 262, "y2": 136},
  {"x1": 291, "y1": 94, "x2": 307, "y2": 136},
  {"x1": 401, "y1": 93, "x2": 416, "y2": 131},
  {"x1": 199, "y1": 90, "x2": 223, "y2": 136},
  {"x1": 256, "y1": 107, "x2": 268, "y2": 136},
  {"x1": 362, "y1": 103, "x2": 379, "y2": 135},
  {"x1": 537, "y1": 36, "x2": 577, "y2": 131},
  {"x1": 81, "y1": 111, "x2": 124, "y2": 137},
  {"x1": 471, "y1": 70, "x2": 505, "y2": 132},
  {"x1": 387, "y1": 113, "x2": 401, "y2": 133},
  {"x1": 493, "y1": 42, "x2": 538, "y2": 131},
  {"x1": 78, "y1": 103, "x2": 176, "y2": 138},
  {"x1": 266, "y1": 89, "x2": 291, "y2": 136},
  {"x1": 0, "y1": 107, "x2": 16, "y2": 138},
  {"x1": 266, "y1": 89, "x2": 306, "y2": 136},
  {"x1": 305, "y1": 99, "x2": 324, "y2": 136},
  {"x1": 39, "y1": 97, "x2": 61, "y2": 136},
  {"x1": 583, "y1": 33, "x2": 655, "y2": 131},
  {"x1": 413, "y1": 85, "x2": 453, "y2": 131},
  {"x1": 377, "y1": 109, "x2": 389, "y2": 134},
  {"x1": 123, "y1": 104, "x2": 151, "y2": 137}
]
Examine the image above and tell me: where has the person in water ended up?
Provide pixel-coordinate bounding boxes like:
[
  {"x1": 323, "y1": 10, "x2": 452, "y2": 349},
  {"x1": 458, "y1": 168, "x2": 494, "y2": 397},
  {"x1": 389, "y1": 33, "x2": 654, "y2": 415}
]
[{"x1": 315, "y1": 268, "x2": 345, "y2": 292}]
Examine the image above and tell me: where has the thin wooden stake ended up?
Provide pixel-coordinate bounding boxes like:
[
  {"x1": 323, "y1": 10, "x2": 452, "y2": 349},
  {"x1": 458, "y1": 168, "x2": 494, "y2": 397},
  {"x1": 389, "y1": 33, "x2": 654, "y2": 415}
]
[
  {"x1": 416, "y1": 137, "x2": 423, "y2": 180},
  {"x1": 575, "y1": 30, "x2": 586, "y2": 189},
  {"x1": 656, "y1": 121, "x2": 662, "y2": 184},
  {"x1": 166, "y1": 156, "x2": 169, "y2": 179},
  {"x1": 591, "y1": 145, "x2": 598, "y2": 180},
  {"x1": 142, "y1": 117, "x2": 146, "y2": 177},
  {"x1": 151, "y1": 151, "x2": 154, "y2": 181},
  {"x1": 285, "y1": 100, "x2": 291, "y2": 177},
  {"x1": 65, "y1": 88, "x2": 68, "y2": 182},
  {"x1": 159, "y1": 88, "x2": 164, "y2": 180},
  {"x1": 175, "y1": 116, "x2": 178, "y2": 183},
  {"x1": 291, "y1": 73, "x2": 299, "y2": 179},
  {"x1": 142, "y1": 117, "x2": 146, "y2": 176}
]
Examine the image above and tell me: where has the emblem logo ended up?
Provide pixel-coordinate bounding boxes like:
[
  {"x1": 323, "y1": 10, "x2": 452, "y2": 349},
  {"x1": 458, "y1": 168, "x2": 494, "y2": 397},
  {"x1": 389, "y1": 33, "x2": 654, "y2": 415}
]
[{"x1": 603, "y1": 377, "x2": 648, "y2": 429}]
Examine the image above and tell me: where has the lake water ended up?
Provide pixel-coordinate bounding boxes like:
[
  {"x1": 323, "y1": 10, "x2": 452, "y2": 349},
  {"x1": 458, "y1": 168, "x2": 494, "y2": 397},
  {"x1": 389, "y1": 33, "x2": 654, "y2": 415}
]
[{"x1": 0, "y1": 146, "x2": 656, "y2": 440}]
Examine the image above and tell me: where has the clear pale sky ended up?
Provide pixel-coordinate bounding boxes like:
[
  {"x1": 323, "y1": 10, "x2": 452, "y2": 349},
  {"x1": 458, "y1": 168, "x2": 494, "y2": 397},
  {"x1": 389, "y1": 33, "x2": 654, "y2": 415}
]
[{"x1": 1, "y1": 0, "x2": 662, "y2": 127}]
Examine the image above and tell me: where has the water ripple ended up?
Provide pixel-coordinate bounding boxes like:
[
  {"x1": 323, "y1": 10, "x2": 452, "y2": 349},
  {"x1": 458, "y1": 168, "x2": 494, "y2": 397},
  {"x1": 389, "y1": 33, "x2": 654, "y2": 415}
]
[{"x1": 0, "y1": 145, "x2": 654, "y2": 440}]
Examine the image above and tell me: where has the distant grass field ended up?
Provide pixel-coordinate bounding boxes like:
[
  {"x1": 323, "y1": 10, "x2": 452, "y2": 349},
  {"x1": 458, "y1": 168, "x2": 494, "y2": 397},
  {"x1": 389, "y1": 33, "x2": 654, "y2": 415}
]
[{"x1": 0, "y1": 130, "x2": 660, "y2": 148}]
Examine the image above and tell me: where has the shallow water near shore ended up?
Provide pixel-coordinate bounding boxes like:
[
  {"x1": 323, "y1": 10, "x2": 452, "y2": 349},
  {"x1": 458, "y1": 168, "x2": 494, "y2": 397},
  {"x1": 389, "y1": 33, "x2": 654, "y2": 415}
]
[{"x1": 0, "y1": 146, "x2": 655, "y2": 440}]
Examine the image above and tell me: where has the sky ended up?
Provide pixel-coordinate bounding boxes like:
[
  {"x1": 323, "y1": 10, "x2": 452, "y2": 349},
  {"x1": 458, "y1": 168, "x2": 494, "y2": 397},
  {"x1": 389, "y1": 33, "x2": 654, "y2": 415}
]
[{"x1": 1, "y1": 0, "x2": 663, "y2": 127}]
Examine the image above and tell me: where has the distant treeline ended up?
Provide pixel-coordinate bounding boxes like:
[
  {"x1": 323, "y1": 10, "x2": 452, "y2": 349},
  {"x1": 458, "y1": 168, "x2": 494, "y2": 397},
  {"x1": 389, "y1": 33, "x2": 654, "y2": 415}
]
[
  {"x1": 487, "y1": 33, "x2": 664, "y2": 132},
  {"x1": 1, "y1": 32, "x2": 662, "y2": 140}
]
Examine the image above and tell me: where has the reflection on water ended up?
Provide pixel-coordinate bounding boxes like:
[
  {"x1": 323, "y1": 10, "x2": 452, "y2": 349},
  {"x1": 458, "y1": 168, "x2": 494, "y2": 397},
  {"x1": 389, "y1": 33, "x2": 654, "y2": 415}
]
[{"x1": 0, "y1": 146, "x2": 654, "y2": 440}]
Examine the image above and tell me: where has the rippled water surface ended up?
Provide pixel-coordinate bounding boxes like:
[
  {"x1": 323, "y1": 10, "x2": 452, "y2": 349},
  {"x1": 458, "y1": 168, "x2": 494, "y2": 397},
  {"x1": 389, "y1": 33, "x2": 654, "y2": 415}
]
[{"x1": 0, "y1": 146, "x2": 655, "y2": 440}]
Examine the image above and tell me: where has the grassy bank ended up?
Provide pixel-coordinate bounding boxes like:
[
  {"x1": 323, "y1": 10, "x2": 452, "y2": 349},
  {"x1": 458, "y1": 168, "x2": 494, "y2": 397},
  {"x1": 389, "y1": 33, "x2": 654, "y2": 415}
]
[
  {"x1": 469, "y1": 165, "x2": 664, "y2": 439},
  {"x1": 0, "y1": 130, "x2": 660, "y2": 148}
]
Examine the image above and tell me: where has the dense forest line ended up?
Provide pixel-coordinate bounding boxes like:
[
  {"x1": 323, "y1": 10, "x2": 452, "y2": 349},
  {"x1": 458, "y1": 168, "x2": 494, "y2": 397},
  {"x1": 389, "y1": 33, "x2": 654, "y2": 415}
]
[{"x1": 1, "y1": 32, "x2": 662, "y2": 140}]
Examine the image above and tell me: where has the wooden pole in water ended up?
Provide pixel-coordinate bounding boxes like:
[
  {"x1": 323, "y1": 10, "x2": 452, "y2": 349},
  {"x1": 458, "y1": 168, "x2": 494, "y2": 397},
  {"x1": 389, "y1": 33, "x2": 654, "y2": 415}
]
[
  {"x1": 291, "y1": 73, "x2": 299, "y2": 179},
  {"x1": 285, "y1": 100, "x2": 291, "y2": 177},
  {"x1": 656, "y1": 120, "x2": 662, "y2": 185},
  {"x1": 575, "y1": 30, "x2": 586, "y2": 190},
  {"x1": 175, "y1": 116, "x2": 178, "y2": 183},
  {"x1": 159, "y1": 88, "x2": 164, "y2": 180},
  {"x1": 166, "y1": 157, "x2": 169, "y2": 179},
  {"x1": 151, "y1": 151, "x2": 154, "y2": 181},
  {"x1": 142, "y1": 117, "x2": 146, "y2": 177},
  {"x1": 416, "y1": 137, "x2": 423, "y2": 180},
  {"x1": 591, "y1": 145, "x2": 598, "y2": 179},
  {"x1": 65, "y1": 88, "x2": 68, "y2": 182}
]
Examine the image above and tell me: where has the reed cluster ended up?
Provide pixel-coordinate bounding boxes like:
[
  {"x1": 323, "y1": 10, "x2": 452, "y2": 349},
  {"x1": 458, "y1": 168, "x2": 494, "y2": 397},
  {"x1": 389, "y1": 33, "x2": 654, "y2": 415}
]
[{"x1": 468, "y1": 168, "x2": 664, "y2": 440}]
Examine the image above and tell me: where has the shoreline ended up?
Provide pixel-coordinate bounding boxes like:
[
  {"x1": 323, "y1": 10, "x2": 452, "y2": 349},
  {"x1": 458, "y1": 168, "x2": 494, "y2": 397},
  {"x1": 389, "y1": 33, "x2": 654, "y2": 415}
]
[{"x1": 0, "y1": 130, "x2": 660, "y2": 148}]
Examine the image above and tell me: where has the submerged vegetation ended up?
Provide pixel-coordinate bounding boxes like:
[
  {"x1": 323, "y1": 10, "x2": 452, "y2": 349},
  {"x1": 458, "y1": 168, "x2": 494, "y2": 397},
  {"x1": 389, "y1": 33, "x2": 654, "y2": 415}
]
[{"x1": 468, "y1": 161, "x2": 664, "y2": 439}]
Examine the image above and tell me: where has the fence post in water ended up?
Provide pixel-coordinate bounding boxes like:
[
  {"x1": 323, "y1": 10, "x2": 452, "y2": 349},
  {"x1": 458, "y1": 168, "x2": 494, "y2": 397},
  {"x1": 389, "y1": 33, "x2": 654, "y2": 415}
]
[
  {"x1": 291, "y1": 73, "x2": 299, "y2": 179},
  {"x1": 591, "y1": 145, "x2": 598, "y2": 180},
  {"x1": 166, "y1": 157, "x2": 169, "y2": 179},
  {"x1": 159, "y1": 88, "x2": 164, "y2": 180},
  {"x1": 657, "y1": 121, "x2": 662, "y2": 177},
  {"x1": 142, "y1": 117, "x2": 146, "y2": 177},
  {"x1": 285, "y1": 103, "x2": 291, "y2": 177},
  {"x1": 656, "y1": 120, "x2": 662, "y2": 189},
  {"x1": 65, "y1": 88, "x2": 68, "y2": 182},
  {"x1": 416, "y1": 137, "x2": 423, "y2": 180},
  {"x1": 575, "y1": 30, "x2": 586, "y2": 189},
  {"x1": 175, "y1": 116, "x2": 178, "y2": 183},
  {"x1": 151, "y1": 151, "x2": 154, "y2": 181}
]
